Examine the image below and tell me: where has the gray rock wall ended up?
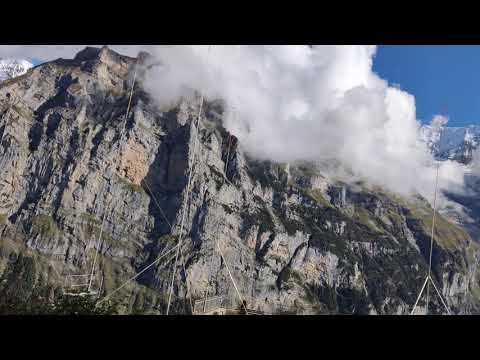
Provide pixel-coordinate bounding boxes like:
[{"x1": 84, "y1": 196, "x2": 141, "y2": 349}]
[{"x1": 0, "y1": 46, "x2": 479, "y2": 315}]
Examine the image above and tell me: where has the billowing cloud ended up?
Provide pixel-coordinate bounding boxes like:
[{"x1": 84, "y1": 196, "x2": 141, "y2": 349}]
[
  {"x1": 1, "y1": 45, "x2": 469, "y2": 203},
  {"x1": 140, "y1": 45, "x2": 467, "y2": 201}
]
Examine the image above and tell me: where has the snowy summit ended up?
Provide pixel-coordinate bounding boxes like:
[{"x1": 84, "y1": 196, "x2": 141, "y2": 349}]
[
  {"x1": 420, "y1": 124, "x2": 480, "y2": 163},
  {"x1": 0, "y1": 59, "x2": 33, "y2": 82}
]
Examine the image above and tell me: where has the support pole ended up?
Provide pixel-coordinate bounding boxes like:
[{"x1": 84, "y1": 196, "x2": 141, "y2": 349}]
[{"x1": 411, "y1": 276, "x2": 429, "y2": 315}]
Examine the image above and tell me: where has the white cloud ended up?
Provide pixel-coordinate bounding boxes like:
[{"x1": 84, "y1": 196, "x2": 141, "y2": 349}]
[
  {"x1": 1, "y1": 45, "x2": 470, "y2": 203},
  {"x1": 430, "y1": 114, "x2": 449, "y2": 128},
  {"x1": 140, "y1": 45, "x2": 468, "y2": 201}
]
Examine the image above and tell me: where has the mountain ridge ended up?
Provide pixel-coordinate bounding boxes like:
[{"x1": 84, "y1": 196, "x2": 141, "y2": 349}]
[
  {"x1": 0, "y1": 46, "x2": 479, "y2": 315},
  {"x1": 420, "y1": 124, "x2": 480, "y2": 163}
]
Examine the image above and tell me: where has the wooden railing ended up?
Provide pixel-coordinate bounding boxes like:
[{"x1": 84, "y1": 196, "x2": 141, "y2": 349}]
[{"x1": 192, "y1": 295, "x2": 301, "y2": 315}]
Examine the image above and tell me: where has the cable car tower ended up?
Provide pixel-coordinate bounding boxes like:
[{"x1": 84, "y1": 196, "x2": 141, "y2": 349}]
[{"x1": 411, "y1": 106, "x2": 451, "y2": 315}]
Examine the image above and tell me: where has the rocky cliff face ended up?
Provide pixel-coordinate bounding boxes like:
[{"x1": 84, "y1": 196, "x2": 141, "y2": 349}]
[{"x1": 1, "y1": 46, "x2": 479, "y2": 315}]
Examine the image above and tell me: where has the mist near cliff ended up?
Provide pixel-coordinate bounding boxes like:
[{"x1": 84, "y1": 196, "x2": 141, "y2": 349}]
[
  {"x1": 0, "y1": 45, "x2": 469, "y2": 203},
  {"x1": 138, "y1": 45, "x2": 467, "y2": 202}
]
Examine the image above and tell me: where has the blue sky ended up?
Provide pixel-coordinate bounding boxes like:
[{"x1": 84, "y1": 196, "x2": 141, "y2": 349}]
[
  {"x1": 31, "y1": 59, "x2": 43, "y2": 66},
  {"x1": 373, "y1": 45, "x2": 480, "y2": 127}
]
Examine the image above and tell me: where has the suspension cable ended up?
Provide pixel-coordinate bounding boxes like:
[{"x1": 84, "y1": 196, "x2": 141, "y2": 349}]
[
  {"x1": 120, "y1": 59, "x2": 138, "y2": 137},
  {"x1": 426, "y1": 160, "x2": 440, "y2": 311},
  {"x1": 98, "y1": 47, "x2": 245, "y2": 314},
  {"x1": 411, "y1": 125, "x2": 452, "y2": 315},
  {"x1": 143, "y1": 177, "x2": 195, "y2": 312},
  {"x1": 88, "y1": 200, "x2": 111, "y2": 292},
  {"x1": 96, "y1": 243, "x2": 180, "y2": 306},
  {"x1": 166, "y1": 45, "x2": 212, "y2": 315},
  {"x1": 88, "y1": 58, "x2": 138, "y2": 295},
  {"x1": 214, "y1": 229, "x2": 249, "y2": 314}
]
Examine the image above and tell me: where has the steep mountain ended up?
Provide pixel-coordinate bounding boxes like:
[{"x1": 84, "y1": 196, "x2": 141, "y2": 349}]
[
  {"x1": 420, "y1": 125, "x2": 480, "y2": 163},
  {"x1": 0, "y1": 59, "x2": 33, "y2": 82},
  {"x1": 0, "y1": 46, "x2": 479, "y2": 315},
  {"x1": 419, "y1": 124, "x2": 480, "y2": 248}
]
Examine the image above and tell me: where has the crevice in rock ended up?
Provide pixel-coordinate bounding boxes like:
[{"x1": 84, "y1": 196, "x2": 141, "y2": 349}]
[
  {"x1": 45, "y1": 113, "x2": 62, "y2": 139},
  {"x1": 52, "y1": 127, "x2": 82, "y2": 215},
  {"x1": 9, "y1": 157, "x2": 56, "y2": 225},
  {"x1": 28, "y1": 122, "x2": 44, "y2": 152},
  {"x1": 0, "y1": 124, "x2": 5, "y2": 144}
]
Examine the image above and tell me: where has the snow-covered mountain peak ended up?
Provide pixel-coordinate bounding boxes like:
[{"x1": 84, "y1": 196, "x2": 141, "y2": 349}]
[
  {"x1": 0, "y1": 59, "x2": 33, "y2": 82},
  {"x1": 419, "y1": 124, "x2": 480, "y2": 163}
]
